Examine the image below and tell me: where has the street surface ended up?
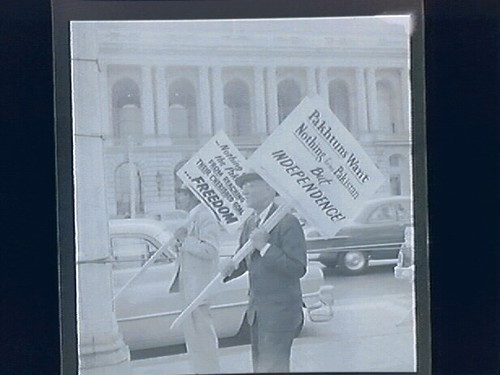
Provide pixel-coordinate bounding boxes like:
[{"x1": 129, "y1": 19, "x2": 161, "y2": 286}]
[
  {"x1": 322, "y1": 262, "x2": 413, "y2": 304},
  {"x1": 132, "y1": 262, "x2": 416, "y2": 373}
]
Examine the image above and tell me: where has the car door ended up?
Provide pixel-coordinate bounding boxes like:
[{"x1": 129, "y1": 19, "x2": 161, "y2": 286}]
[
  {"x1": 351, "y1": 202, "x2": 405, "y2": 259},
  {"x1": 110, "y1": 233, "x2": 186, "y2": 349}
]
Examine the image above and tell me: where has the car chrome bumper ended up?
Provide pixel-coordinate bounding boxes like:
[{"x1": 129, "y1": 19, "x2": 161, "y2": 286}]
[
  {"x1": 304, "y1": 285, "x2": 334, "y2": 323},
  {"x1": 394, "y1": 265, "x2": 414, "y2": 281}
]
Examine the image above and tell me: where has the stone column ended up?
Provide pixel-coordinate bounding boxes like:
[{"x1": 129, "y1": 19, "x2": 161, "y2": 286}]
[
  {"x1": 141, "y1": 65, "x2": 155, "y2": 137},
  {"x1": 211, "y1": 66, "x2": 225, "y2": 133},
  {"x1": 400, "y1": 67, "x2": 411, "y2": 134},
  {"x1": 254, "y1": 66, "x2": 267, "y2": 135},
  {"x1": 317, "y1": 67, "x2": 329, "y2": 102},
  {"x1": 71, "y1": 23, "x2": 131, "y2": 375},
  {"x1": 355, "y1": 68, "x2": 369, "y2": 133},
  {"x1": 97, "y1": 62, "x2": 113, "y2": 137},
  {"x1": 155, "y1": 66, "x2": 170, "y2": 137},
  {"x1": 366, "y1": 67, "x2": 379, "y2": 131},
  {"x1": 306, "y1": 67, "x2": 318, "y2": 96},
  {"x1": 198, "y1": 66, "x2": 213, "y2": 136},
  {"x1": 265, "y1": 67, "x2": 279, "y2": 132}
]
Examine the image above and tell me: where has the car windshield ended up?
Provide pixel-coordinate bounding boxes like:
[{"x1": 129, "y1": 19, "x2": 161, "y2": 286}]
[
  {"x1": 395, "y1": 202, "x2": 411, "y2": 221},
  {"x1": 365, "y1": 200, "x2": 412, "y2": 224},
  {"x1": 367, "y1": 204, "x2": 397, "y2": 224},
  {"x1": 111, "y1": 234, "x2": 171, "y2": 269}
]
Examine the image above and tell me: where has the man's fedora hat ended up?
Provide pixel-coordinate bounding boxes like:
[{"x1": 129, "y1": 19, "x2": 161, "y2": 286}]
[{"x1": 235, "y1": 172, "x2": 265, "y2": 188}]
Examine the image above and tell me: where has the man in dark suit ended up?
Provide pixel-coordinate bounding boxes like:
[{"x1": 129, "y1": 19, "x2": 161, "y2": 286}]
[{"x1": 222, "y1": 172, "x2": 307, "y2": 373}]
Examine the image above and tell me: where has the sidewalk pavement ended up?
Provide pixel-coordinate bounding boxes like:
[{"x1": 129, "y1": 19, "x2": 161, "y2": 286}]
[{"x1": 132, "y1": 293, "x2": 416, "y2": 374}]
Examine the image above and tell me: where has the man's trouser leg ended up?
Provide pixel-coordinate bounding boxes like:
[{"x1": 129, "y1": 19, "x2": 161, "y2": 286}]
[
  {"x1": 250, "y1": 316, "x2": 302, "y2": 373},
  {"x1": 183, "y1": 304, "x2": 220, "y2": 374}
]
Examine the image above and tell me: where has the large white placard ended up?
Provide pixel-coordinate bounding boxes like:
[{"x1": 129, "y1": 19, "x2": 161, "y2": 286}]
[
  {"x1": 249, "y1": 95, "x2": 385, "y2": 236},
  {"x1": 177, "y1": 131, "x2": 251, "y2": 232}
]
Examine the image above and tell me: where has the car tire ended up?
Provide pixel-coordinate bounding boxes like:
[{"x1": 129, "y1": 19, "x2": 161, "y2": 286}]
[{"x1": 338, "y1": 251, "x2": 368, "y2": 275}]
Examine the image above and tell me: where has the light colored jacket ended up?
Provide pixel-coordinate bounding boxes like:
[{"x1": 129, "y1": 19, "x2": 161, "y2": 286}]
[{"x1": 169, "y1": 204, "x2": 220, "y2": 302}]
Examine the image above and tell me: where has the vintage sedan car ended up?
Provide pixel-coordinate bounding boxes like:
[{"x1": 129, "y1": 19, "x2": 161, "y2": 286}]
[
  {"x1": 109, "y1": 218, "x2": 334, "y2": 351},
  {"x1": 306, "y1": 196, "x2": 413, "y2": 275}
]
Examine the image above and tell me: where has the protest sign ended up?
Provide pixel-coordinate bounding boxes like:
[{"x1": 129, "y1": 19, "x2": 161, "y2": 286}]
[
  {"x1": 171, "y1": 96, "x2": 386, "y2": 329},
  {"x1": 176, "y1": 131, "x2": 251, "y2": 232},
  {"x1": 248, "y1": 95, "x2": 385, "y2": 236}
]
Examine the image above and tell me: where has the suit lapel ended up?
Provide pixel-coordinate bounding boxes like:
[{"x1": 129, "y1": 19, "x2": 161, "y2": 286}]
[{"x1": 240, "y1": 216, "x2": 252, "y2": 245}]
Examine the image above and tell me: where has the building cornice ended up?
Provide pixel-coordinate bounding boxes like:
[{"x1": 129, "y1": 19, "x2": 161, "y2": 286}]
[{"x1": 98, "y1": 47, "x2": 408, "y2": 70}]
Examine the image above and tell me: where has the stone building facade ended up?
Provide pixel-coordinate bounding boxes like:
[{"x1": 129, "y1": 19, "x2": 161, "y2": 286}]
[{"x1": 88, "y1": 19, "x2": 412, "y2": 219}]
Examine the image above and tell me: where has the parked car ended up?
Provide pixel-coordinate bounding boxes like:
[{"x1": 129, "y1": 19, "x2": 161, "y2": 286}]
[
  {"x1": 109, "y1": 218, "x2": 334, "y2": 351},
  {"x1": 306, "y1": 196, "x2": 413, "y2": 275}
]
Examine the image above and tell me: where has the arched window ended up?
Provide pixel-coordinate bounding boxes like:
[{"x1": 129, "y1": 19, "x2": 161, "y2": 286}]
[
  {"x1": 112, "y1": 78, "x2": 141, "y2": 139},
  {"x1": 390, "y1": 175, "x2": 402, "y2": 196},
  {"x1": 115, "y1": 162, "x2": 144, "y2": 217},
  {"x1": 388, "y1": 154, "x2": 405, "y2": 196},
  {"x1": 224, "y1": 79, "x2": 251, "y2": 136},
  {"x1": 223, "y1": 104, "x2": 233, "y2": 134},
  {"x1": 328, "y1": 80, "x2": 351, "y2": 130},
  {"x1": 376, "y1": 80, "x2": 398, "y2": 133},
  {"x1": 169, "y1": 79, "x2": 197, "y2": 138},
  {"x1": 278, "y1": 79, "x2": 302, "y2": 123}
]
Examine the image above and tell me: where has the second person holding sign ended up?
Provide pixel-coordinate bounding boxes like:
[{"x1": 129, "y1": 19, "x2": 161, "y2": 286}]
[{"x1": 169, "y1": 184, "x2": 221, "y2": 374}]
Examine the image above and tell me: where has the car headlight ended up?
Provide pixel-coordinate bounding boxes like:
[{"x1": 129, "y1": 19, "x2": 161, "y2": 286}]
[
  {"x1": 307, "y1": 285, "x2": 334, "y2": 323},
  {"x1": 308, "y1": 301, "x2": 334, "y2": 323}
]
